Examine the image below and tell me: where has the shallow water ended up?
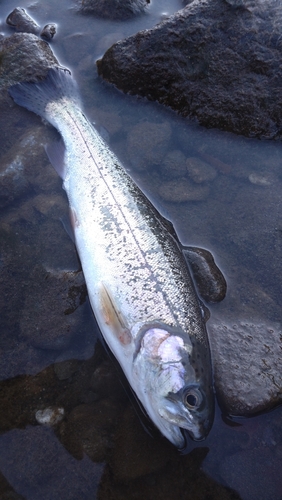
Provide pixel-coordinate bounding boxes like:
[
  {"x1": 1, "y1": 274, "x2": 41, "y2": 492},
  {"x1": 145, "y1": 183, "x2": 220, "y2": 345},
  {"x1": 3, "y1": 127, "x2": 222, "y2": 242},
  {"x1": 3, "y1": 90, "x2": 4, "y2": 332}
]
[{"x1": 0, "y1": 0, "x2": 282, "y2": 499}]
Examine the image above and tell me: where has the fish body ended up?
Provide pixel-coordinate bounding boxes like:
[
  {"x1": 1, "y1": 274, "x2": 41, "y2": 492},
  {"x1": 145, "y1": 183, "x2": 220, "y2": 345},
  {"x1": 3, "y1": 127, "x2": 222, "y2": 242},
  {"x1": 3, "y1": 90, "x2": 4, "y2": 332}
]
[{"x1": 9, "y1": 68, "x2": 214, "y2": 448}]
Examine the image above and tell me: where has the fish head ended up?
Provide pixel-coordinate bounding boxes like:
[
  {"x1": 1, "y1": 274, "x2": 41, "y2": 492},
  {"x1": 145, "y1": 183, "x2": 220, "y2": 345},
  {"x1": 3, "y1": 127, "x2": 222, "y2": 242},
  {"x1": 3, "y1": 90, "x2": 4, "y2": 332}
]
[{"x1": 133, "y1": 324, "x2": 214, "y2": 449}]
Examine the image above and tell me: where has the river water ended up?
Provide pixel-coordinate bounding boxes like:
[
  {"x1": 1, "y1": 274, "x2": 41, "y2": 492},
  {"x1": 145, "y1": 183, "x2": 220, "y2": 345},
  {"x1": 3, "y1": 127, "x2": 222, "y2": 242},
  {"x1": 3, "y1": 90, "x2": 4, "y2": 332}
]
[{"x1": 0, "y1": 0, "x2": 282, "y2": 499}]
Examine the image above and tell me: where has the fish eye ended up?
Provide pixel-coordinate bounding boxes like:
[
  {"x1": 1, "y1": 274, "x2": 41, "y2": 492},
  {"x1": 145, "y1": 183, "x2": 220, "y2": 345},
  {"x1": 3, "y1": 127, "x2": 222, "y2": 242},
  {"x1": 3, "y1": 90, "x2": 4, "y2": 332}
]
[{"x1": 183, "y1": 388, "x2": 202, "y2": 410}]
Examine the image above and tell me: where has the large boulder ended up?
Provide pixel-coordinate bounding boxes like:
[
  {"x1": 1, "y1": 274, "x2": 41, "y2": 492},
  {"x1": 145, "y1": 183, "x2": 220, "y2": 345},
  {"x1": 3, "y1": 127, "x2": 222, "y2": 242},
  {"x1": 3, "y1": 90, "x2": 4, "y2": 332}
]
[{"x1": 97, "y1": 0, "x2": 282, "y2": 139}]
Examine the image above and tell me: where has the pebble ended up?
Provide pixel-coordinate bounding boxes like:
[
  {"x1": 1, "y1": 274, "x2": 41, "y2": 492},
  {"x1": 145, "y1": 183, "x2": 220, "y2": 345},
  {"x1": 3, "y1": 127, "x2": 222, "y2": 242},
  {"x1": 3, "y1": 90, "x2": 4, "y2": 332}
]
[
  {"x1": 162, "y1": 150, "x2": 187, "y2": 178},
  {"x1": 186, "y1": 157, "x2": 217, "y2": 183},
  {"x1": 159, "y1": 178, "x2": 210, "y2": 202},
  {"x1": 35, "y1": 407, "x2": 64, "y2": 425},
  {"x1": 40, "y1": 23, "x2": 57, "y2": 41},
  {"x1": 248, "y1": 173, "x2": 272, "y2": 186}
]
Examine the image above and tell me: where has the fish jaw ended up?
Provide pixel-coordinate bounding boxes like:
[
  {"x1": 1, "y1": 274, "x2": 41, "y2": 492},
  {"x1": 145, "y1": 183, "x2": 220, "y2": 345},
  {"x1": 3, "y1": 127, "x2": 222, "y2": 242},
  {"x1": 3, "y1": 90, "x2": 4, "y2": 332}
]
[{"x1": 132, "y1": 326, "x2": 214, "y2": 448}]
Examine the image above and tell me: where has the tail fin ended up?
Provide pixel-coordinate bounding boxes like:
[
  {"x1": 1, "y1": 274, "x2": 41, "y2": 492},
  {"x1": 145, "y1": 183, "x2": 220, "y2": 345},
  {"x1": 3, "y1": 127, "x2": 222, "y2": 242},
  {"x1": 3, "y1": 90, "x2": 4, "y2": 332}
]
[{"x1": 9, "y1": 67, "x2": 81, "y2": 120}]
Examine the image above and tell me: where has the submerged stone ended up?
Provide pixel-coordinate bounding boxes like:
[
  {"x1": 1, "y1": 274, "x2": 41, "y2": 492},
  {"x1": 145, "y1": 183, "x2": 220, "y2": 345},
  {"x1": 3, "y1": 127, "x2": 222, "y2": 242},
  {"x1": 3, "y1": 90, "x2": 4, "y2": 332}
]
[
  {"x1": 97, "y1": 0, "x2": 282, "y2": 139},
  {"x1": 127, "y1": 120, "x2": 171, "y2": 171},
  {"x1": 78, "y1": 0, "x2": 149, "y2": 20},
  {"x1": 20, "y1": 267, "x2": 87, "y2": 350},
  {"x1": 162, "y1": 150, "x2": 187, "y2": 179},
  {"x1": 186, "y1": 157, "x2": 217, "y2": 184},
  {"x1": 159, "y1": 178, "x2": 210, "y2": 202},
  {"x1": 35, "y1": 407, "x2": 65, "y2": 425}
]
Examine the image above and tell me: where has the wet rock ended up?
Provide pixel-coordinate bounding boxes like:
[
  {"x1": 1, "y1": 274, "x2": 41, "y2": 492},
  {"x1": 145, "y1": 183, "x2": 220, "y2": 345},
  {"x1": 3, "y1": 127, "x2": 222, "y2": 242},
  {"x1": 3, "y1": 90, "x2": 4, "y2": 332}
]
[
  {"x1": 100, "y1": 444, "x2": 241, "y2": 500},
  {"x1": 183, "y1": 247, "x2": 227, "y2": 303},
  {"x1": 59, "y1": 400, "x2": 123, "y2": 462},
  {"x1": 20, "y1": 267, "x2": 87, "y2": 350},
  {"x1": 0, "y1": 32, "x2": 58, "y2": 89},
  {"x1": 162, "y1": 150, "x2": 187, "y2": 179},
  {"x1": 97, "y1": 0, "x2": 282, "y2": 139},
  {"x1": 35, "y1": 407, "x2": 65, "y2": 425},
  {"x1": 209, "y1": 319, "x2": 282, "y2": 415},
  {"x1": 79, "y1": 0, "x2": 149, "y2": 20},
  {"x1": 127, "y1": 121, "x2": 171, "y2": 171},
  {"x1": 6, "y1": 8, "x2": 40, "y2": 35},
  {"x1": 186, "y1": 157, "x2": 217, "y2": 184},
  {"x1": 90, "y1": 359, "x2": 128, "y2": 402},
  {"x1": 111, "y1": 405, "x2": 171, "y2": 480},
  {"x1": 53, "y1": 359, "x2": 80, "y2": 381},
  {"x1": 159, "y1": 178, "x2": 209, "y2": 202},
  {"x1": 40, "y1": 23, "x2": 57, "y2": 41},
  {"x1": 0, "y1": 426, "x2": 103, "y2": 499}
]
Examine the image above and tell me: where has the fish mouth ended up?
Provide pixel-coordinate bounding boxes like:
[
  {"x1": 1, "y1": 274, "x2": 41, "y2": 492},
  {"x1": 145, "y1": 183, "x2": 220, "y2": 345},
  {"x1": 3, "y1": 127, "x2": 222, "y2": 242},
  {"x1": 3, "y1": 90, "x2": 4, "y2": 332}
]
[{"x1": 178, "y1": 428, "x2": 206, "y2": 453}]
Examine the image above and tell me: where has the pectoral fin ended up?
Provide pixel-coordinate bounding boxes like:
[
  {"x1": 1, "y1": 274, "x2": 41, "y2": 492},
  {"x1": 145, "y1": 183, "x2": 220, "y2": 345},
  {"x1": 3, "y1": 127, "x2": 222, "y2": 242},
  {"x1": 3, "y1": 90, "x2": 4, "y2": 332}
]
[
  {"x1": 99, "y1": 282, "x2": 132, "y2": 346},
  {"x1": 183, "y1": 247, "x2": 227, "y2": 303}
]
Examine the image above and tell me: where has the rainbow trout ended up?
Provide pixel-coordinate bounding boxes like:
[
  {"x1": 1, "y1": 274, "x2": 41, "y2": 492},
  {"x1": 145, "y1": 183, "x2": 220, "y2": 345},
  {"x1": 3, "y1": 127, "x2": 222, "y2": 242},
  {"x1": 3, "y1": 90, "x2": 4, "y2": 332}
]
[{"x1": 9, "y1": 68, "x2": 214, "y2": 448}]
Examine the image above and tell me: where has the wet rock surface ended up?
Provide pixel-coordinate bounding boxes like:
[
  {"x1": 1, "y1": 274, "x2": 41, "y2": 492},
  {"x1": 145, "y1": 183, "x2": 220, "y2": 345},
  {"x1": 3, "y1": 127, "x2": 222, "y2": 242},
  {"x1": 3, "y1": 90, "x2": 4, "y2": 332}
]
[
  {"x1": 40, "y1": 23, "x2": 57, "y2": 41},
  {"x1": 6, "y1": 8, "x2": 40, "y2": 35},
  {"x1": 97, "y1": 0, "x2": 282, "y2": 139},
  {"x1": 78, "y1": 0, "x2": 149, "y2": 20},
  {"x1": 210, "y1": 320, "x2": 282, "y2": 415},
  {"x1": 0, "y1": 32, "x2": 58, "y2": 89}
]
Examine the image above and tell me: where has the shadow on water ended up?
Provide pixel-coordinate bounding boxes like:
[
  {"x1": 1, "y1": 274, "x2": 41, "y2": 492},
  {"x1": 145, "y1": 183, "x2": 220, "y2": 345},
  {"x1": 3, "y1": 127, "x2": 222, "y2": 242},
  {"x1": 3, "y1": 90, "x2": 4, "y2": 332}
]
[{"x1": 0, "y1": 0, "x2": 282, "y2": 499}]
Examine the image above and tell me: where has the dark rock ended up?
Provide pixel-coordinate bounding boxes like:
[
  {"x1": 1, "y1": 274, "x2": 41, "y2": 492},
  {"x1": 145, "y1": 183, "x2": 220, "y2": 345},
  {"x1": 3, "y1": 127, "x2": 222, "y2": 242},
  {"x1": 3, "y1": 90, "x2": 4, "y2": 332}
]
[
  {"x1": 20, "y1": 267, "x2": 87, "y2": 350},
  {"x1": 79, "y1": 0, "x2": 149, "y2": 20},
  {"x1": 6, "y1": 8, "x2": 40, "y2": 35},
  {"x1": 97, "y1": 0, "x2": 282, "y2": 139},
  {"x1": 54, "y1": 359, "x2": 80, "y2": 381},
  {"x1": 0, "y1": 32, "x2": 58, "y2": 90},
  {"x1": 0, "y1": 32, "x2": 59, "y2": 156},
  {"x1": 90, "y1": 359, "x2": 128, "y2": 402},
  {"x1": 183, "y1": 247, "x2": 227, "y2": 303},
  {"x1": 99, "y1": 444, "x2": 241, "y2": 500},
  {"x1": 110, "y1": 405, "x2": 171, "y2": 481},
  {"x1": 59, "y1": 400, "x2": 123, "y2": 462},
  {"x1": 209, "y1": 319, "x2": 282, "y2": 415},
  {"x1": 40, "y1": 23, "x2": 57, "y2": 41}
]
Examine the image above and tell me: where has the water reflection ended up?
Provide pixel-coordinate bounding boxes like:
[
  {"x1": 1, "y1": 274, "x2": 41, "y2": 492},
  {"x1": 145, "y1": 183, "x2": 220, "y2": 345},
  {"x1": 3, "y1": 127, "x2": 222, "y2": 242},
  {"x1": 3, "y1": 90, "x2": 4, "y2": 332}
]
[{"x1": 0, "y1": 0, "x2": 282, "y2": 498}]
